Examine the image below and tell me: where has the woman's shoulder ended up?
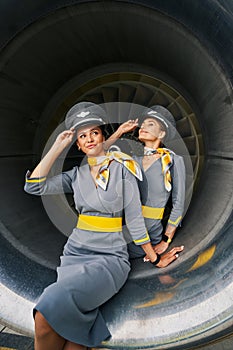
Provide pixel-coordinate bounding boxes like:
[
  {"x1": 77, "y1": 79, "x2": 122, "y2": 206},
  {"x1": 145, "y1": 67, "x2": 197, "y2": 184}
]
[
  {"x1": 166, "y1": 151, "x2": 185, "y2": 174},
  {"x1": 63, "y1": 165, "x2": 79, "y2": 179},
  {"x1": 164, "y1": 148, "x2": 183, "y2": 161},
  {"x1": 112, "y1": 153, "x2": 142, "y2": 181},
  {"x1": 170, "y1": 152, "x2": 184, "y2": 164}
]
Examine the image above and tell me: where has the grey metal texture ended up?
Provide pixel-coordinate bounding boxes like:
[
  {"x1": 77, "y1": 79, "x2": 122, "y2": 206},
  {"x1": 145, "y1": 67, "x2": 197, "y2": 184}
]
[{"x1": 0, "y1": 1, "x2": 233, "y2": 349}]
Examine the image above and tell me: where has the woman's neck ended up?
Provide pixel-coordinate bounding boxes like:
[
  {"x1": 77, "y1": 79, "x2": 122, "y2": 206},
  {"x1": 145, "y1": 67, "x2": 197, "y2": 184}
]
[
  {"x1": 87, "y1": 151, "x2": 106, "y2": 159},
  {"x1": 87, "y1": 152, "x2": 106, "y2": 167},
  {"x1": 144, "y1": 140, "x2": 161, "y2": 149}
]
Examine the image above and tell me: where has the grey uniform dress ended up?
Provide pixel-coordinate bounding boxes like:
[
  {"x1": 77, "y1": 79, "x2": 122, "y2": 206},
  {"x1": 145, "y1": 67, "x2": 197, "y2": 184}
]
[
  {"x1": 128, "y1": 151, "x2": 185, "y2": 258},
  {"x1": 24, "y1": 160, "x2": 150, "y2": 347}
]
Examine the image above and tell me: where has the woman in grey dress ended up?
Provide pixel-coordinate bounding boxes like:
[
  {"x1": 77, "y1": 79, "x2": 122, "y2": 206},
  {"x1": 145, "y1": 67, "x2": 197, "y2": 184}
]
[
  {"x1": 25, "y1": 102, "x2": 184, "y2": 350},
  {"x1": 107, "y1": 105, "x2": 186, "y2": 259}
]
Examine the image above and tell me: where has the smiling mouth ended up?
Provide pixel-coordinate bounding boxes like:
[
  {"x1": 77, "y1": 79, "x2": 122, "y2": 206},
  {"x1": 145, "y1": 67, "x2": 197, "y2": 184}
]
[{"x1": 86, "y1": 144, "x2": 96, "y2": 149}]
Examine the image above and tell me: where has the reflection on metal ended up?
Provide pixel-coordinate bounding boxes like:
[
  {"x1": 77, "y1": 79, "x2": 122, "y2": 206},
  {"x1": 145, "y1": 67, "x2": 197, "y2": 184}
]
[
  {"x1": 168, "y1": 278, "x2": 188, "y2": 290},
  {"x1": 188, "y1": 245, "x2": 216, "y2": 272},
  {"x1": 134, "y1": 279, "x2": 188, "y2": 309},
  {"x1": 134, "y1": 291, "x2": 174, "y2": 308}
]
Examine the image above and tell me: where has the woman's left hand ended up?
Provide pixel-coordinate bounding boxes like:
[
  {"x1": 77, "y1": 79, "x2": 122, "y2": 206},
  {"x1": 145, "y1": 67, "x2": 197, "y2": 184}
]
[
  {"x1": 153, "y1": 241, "x2": 169, "y2": 254},
  {"x1": 143, "y1": 241, "x2": 168, "y2": 261},
  {"x1": 156, "y1": 246, "x2": 184, "y2": 268},
  {"x1": 144, "y1": 245, "x2": 184, "y2": 266}
]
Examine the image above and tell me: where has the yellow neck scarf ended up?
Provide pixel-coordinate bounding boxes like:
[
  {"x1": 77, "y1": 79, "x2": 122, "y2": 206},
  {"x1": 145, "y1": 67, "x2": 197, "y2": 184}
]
[
  {"x1": 144, "y1": 147, "x2": 173, "y2": 192},
  {"x1": 88, "y1": 151, "x2": 142, "y2": 190}
]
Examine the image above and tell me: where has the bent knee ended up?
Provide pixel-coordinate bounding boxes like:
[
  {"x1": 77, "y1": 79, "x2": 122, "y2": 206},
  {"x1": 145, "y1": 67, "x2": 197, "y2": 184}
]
[{"x1": 35, "y1": 311, "x2": 54, "y2": 338}]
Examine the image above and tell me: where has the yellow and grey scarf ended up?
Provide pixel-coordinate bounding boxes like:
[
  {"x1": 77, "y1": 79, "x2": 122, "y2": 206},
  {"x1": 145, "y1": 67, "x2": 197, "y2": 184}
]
[
  {"x1": 88, "y1": 151, "x2": 142, "y2": 190},
  {"x1": 144, "y1": 147, "x2": 173, "y2": 192}
]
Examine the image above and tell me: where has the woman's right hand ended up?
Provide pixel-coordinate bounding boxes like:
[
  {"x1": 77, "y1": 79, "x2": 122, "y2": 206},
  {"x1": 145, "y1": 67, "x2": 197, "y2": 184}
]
[
  {"x1": 118, "y1": 119, "x2": 139, "y2": 135},
  {"x1": 54, "y1": 128, "x2": 76, "y2": 151},
  {"x1": 29, "y1": 128, "x2": 76, "y2": 179},
  {"x1": 103, "y1": 119, "x2": 139, "y2": 150}
]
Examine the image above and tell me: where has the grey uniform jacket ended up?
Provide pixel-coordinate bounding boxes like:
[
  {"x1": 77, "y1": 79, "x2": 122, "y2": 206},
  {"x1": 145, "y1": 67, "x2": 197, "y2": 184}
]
[
  {"x1": 25, "y1": 160, "x2": 150, "y2": 255},
  {"x1": 24, "y1": 160, "x2": 151, "y2": 347}
]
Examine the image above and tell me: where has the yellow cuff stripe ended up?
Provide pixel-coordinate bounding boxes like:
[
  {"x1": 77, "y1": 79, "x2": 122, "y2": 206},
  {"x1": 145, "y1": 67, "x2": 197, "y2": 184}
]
[
  {"x1": 142, "y1": 206, "x2": 165, "y2": 219},
  {"x1": 26, "y1": 177, "x2": 46, "y2": 183},
  {"x1": 168, "y1": 216, "x2": 182, "y2": 226},
  {"x1": 134, "y1": 231, "x2": 150, "y2": 244},
  {"x1": 77, "y1": 214, "x2": 122, "y2": 232}
]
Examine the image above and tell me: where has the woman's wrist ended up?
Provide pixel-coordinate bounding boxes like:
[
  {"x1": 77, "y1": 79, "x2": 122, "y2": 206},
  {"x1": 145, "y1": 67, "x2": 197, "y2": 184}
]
[
  {"x1": 162, "y1": 233, "x2": 172, "y2": 244},
  {"x1": 150, "y1": 253, "x2": 161, "y2": 267},
  {"x1": 115, "y1": 128, "x2": 124, "y2": 138}
]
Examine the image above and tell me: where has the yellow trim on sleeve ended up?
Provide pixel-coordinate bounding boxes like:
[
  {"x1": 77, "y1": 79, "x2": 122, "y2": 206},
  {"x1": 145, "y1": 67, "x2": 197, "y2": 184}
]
[
  {"x1": 26, "y1": 177, "x2": 46, "y2": 183},
  {"x1": 168, "y1": 216, "x2": 182, "y2": 226},
  {"x1": 134, "y1": 231, "x2": 150, "y2": 244}
]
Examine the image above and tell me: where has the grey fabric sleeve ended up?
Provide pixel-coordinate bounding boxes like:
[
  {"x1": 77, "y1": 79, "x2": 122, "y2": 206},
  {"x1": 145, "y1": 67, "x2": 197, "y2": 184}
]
[
  {"x1": 122, "y1": 167, "x2": 150, "y2": 246},
  {"x1": 167, "y1": 155, "x2": 186, "y2": 227},
  {"x1": 24, "y1": 168, "x2": 76, "y2": 195}
]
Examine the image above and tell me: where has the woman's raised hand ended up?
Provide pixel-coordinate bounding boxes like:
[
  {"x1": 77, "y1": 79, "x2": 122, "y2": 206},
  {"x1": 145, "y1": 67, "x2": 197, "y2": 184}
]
[
  {"x1": 103, "y1": 119, "x2": 139, "y2": 150},
  {"x1": 54, "y1": 128, "x2": 76, "y2": 150},
  {"x1": 29, "y1": 128, "x2": 76, "y2": 179},
  {"x1": 118, "y1": 119, "x2": 139, "y2": 135}
]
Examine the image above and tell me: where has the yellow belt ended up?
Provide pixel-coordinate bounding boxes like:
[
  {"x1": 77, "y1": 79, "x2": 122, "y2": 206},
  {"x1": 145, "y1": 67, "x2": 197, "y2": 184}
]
[
  {"x1": 142, "y1": 206, "x2": 165, "y2": 219},
  {"x1": 77, "y1": 214, "x2": 122, "y2": 232}
]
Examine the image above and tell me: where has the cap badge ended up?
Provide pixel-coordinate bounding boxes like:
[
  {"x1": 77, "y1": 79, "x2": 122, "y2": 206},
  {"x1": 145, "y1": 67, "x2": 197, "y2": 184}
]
[{"x1": 76, "y1": 111, "x2": 90, "y2": 118}]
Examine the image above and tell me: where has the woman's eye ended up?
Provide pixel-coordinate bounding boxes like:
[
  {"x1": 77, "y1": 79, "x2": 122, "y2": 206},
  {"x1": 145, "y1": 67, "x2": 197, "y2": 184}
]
[
  {"x1": 79, "y1": 134, "x2": 85, "y2": 139},
  {"x1": 92, "y1": 131, "x2": 99, "y2": 135}
]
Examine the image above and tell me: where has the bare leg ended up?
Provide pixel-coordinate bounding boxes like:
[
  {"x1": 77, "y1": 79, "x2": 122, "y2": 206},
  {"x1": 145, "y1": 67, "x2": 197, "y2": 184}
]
[
  {"x1": 63, "y1": 341, "x2": 87, "y2": 350},
  {"x1": 34, "y1": 311, "x2": 66, "y2": 350}
]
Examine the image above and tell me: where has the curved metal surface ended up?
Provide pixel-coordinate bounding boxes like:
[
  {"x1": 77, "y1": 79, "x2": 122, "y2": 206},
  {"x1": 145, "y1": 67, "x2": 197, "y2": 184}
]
[{"x1": 0, "y1": 1, "x2": 233, "y2": 348}]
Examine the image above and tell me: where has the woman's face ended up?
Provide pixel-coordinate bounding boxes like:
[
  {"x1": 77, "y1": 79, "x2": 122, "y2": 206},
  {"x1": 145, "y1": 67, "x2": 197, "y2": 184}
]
[
  {"x1": 76, "y1": 125, "x2": 105, "y2": 157},
  {"x1": 138, "y1": 118, "x2": 166, "y2": 143}
]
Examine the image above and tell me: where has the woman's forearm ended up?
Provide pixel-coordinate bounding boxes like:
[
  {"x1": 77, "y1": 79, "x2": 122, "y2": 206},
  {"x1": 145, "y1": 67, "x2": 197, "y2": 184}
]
[
  {"x1": 104, "y1": 128, "x2": 123, "y2": 150},
  {"x1": 141, "y1": 242, "x2": 158, "y2": 262},
  {"x1": 163, "y1": 224, "x2": 177, "y2": 242},
  {"x1": 30, "y1": 129, "x2": 75, "y2": 178},
  {"x1": 104, "y1": 119, "x2": 138, "y2": 150},
  {"x1": 30, "y1": 143, "x2": 64, "y2": 178}
]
